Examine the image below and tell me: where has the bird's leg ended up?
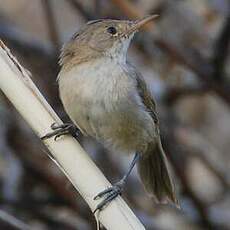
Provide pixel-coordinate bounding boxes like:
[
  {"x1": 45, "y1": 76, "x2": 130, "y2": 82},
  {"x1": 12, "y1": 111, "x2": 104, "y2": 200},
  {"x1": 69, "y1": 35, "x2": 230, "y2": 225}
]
[
  {"x1": 93, "y1": 152, "x2": 140, "y2": 213},
  {"x1": 41, "y1": 122, "x2": 80, "y2": 141}
]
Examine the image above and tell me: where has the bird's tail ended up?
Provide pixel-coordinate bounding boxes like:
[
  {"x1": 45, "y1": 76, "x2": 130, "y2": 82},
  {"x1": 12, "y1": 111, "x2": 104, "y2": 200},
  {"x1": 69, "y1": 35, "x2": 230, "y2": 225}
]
[{"x1": 138, "y1": 139, "x2": 178, "y2": 205}]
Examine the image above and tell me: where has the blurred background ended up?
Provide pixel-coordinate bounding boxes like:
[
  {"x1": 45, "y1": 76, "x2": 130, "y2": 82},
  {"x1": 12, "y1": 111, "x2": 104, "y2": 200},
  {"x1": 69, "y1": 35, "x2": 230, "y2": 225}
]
[{"x1": 0, "y1": 0, "x2": 229, "y2": 229}]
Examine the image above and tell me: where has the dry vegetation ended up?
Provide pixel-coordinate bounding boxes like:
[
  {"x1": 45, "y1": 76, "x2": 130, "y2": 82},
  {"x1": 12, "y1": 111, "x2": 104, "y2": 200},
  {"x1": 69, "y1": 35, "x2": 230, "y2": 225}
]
[{"x1": 0, "y1": 0, "x2": 229, "y2": 229}]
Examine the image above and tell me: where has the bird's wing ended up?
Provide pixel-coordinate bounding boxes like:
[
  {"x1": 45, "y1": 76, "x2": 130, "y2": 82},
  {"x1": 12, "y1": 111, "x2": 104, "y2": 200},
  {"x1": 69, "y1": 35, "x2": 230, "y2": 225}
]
[
  {"x1": 127, "y1": 63, "x2": 159, "y2": 130},
  {"x1": 127, "y1": 64, "x2": 178, "y2": 205}
]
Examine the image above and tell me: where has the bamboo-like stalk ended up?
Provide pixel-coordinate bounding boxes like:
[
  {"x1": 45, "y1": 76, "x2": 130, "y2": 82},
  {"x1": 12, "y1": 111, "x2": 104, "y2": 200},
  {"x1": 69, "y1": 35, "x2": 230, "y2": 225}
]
[{"x1": 0, "y1": 40, "x2": 145, "y2": 230}]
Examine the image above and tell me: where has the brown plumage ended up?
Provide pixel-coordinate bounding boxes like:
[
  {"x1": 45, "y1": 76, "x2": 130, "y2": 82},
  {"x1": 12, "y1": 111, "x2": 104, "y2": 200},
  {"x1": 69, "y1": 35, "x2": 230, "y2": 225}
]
[{"x1": 57, "y1": 15, "x2": 178, "y2": 210}]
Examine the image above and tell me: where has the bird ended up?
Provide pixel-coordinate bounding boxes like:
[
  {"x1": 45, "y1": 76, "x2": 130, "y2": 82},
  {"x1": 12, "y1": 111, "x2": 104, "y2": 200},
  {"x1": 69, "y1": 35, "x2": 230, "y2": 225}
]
[{"x1": 42, "y1": 15, "x2": 177, "y2": 212}]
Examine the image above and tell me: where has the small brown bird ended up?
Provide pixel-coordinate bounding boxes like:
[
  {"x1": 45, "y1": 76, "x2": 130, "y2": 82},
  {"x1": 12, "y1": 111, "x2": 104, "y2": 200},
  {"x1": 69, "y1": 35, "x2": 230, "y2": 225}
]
[{"x1": 42, "y1": 15, "x2": 177, "y2": 212}]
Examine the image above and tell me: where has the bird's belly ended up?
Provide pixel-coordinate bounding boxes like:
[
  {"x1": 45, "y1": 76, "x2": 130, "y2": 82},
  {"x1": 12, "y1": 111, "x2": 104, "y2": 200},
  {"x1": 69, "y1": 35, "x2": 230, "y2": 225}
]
[
  {"x1": 78, "y1": 99, "x2": 156, "y2": 153},
  {"x1": 96, "y1": 109, "x2": 155, "y2": 153},
  {"x1": 58, "y1": 60, "x2": 156, "y2": 153},
  {"x1": 61, "y1": 87, "x2": 155, "y2": 153}
]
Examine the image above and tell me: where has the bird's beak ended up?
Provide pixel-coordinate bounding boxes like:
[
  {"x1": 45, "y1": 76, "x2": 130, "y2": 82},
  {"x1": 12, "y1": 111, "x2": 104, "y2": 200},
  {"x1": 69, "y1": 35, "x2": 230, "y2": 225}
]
[{"x1": 124, "y1": 14, "x2": 159, "y2": 36}]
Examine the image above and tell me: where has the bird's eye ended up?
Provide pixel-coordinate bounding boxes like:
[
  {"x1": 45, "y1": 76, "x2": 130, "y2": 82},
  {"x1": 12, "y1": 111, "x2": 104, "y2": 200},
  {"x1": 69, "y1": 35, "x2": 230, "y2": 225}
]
[{"x1": 107, "y1": 26, "x2": 117, "y2": 35}]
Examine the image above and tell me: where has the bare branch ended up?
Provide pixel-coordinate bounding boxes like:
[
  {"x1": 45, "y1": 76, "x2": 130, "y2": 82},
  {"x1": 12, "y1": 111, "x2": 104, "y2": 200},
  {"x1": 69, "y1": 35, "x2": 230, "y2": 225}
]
[
  {"x1": 41, "y1": 0, "x2": 60, "y2": 51},
  {"x1": 212, "y1": 14, "x2": 230, "y2": 81},
  {"x1": 0, "y1": 210, "x2": 30, "y2": 230},
  {"x1": 66, "y1": 0, "x2": 96, "y2": 20}
]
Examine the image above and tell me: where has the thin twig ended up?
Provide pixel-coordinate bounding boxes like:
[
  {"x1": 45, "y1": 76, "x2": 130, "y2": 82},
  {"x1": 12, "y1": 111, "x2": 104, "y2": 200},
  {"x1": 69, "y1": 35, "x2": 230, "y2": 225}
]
[
  {"x1": 155, "y1": 39, "x2": 230, "y2": 105},
  {"x1": 161, "y1": 113, "x2": 216, "y2": 229},
  {"x1": 41, "y1": 0, "x2": 60, "y2": 51},
  {"x1": 163, "y1": 85, "x2": 209, "y2": 105},
  {"x1": 0, "y1": 210, "x2": 30, "y2": 230},
  {"x1": 212, "y1": 14, "x2": 230, "y2": 81},
  {"x1": 66, "y1": 0, "x2": 96, "y2": 20}
]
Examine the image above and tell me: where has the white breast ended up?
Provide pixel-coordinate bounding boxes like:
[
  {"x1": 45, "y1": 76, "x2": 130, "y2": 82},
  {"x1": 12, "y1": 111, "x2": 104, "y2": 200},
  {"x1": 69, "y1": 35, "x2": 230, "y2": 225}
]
[
  {"x1": 59, "y1": 58, "x2": 136, "y2": 107},
  {"x1": 58, "y1": 58, "x2": 156, "y2": 152}
]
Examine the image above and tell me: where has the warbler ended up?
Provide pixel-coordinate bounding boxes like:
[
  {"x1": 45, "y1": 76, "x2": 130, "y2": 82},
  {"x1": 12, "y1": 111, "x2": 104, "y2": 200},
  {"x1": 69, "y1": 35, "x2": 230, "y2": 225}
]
[{"x1": 42, "y1": 15, "x2": 177, "y2": 212}]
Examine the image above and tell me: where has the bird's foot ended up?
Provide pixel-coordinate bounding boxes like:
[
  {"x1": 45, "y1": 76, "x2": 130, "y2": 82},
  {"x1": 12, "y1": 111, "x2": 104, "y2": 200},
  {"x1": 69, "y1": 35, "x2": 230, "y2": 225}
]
[
  {"x1": 41, "y1": 122, "x2": 80, "y2": 141},
  {"x1": 93, "y1": 180, "x2": 125, "y2": 213}
]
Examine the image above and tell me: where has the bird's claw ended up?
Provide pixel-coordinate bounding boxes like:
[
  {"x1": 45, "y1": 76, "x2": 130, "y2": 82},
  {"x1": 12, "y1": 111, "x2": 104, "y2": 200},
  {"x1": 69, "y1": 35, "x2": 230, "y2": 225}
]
[
  {"x1": 41, "y1": 122, "x2": 79, "y2": 140},
  {"x1": 93, "y1": 182, "x2": 124, "y2": 214}
]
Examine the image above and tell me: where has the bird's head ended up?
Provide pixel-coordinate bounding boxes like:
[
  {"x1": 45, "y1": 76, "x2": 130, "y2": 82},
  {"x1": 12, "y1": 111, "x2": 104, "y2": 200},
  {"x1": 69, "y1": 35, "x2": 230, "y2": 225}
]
[{"x1": 60, "y1": 15, "x2": 158, "y2": 69}]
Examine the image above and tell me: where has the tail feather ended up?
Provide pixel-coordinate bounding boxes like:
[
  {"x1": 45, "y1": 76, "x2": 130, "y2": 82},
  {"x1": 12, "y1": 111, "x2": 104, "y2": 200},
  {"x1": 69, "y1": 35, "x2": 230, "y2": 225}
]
[{"x1": 138, "y1": 140, "x2": 178, "y2": 205}]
